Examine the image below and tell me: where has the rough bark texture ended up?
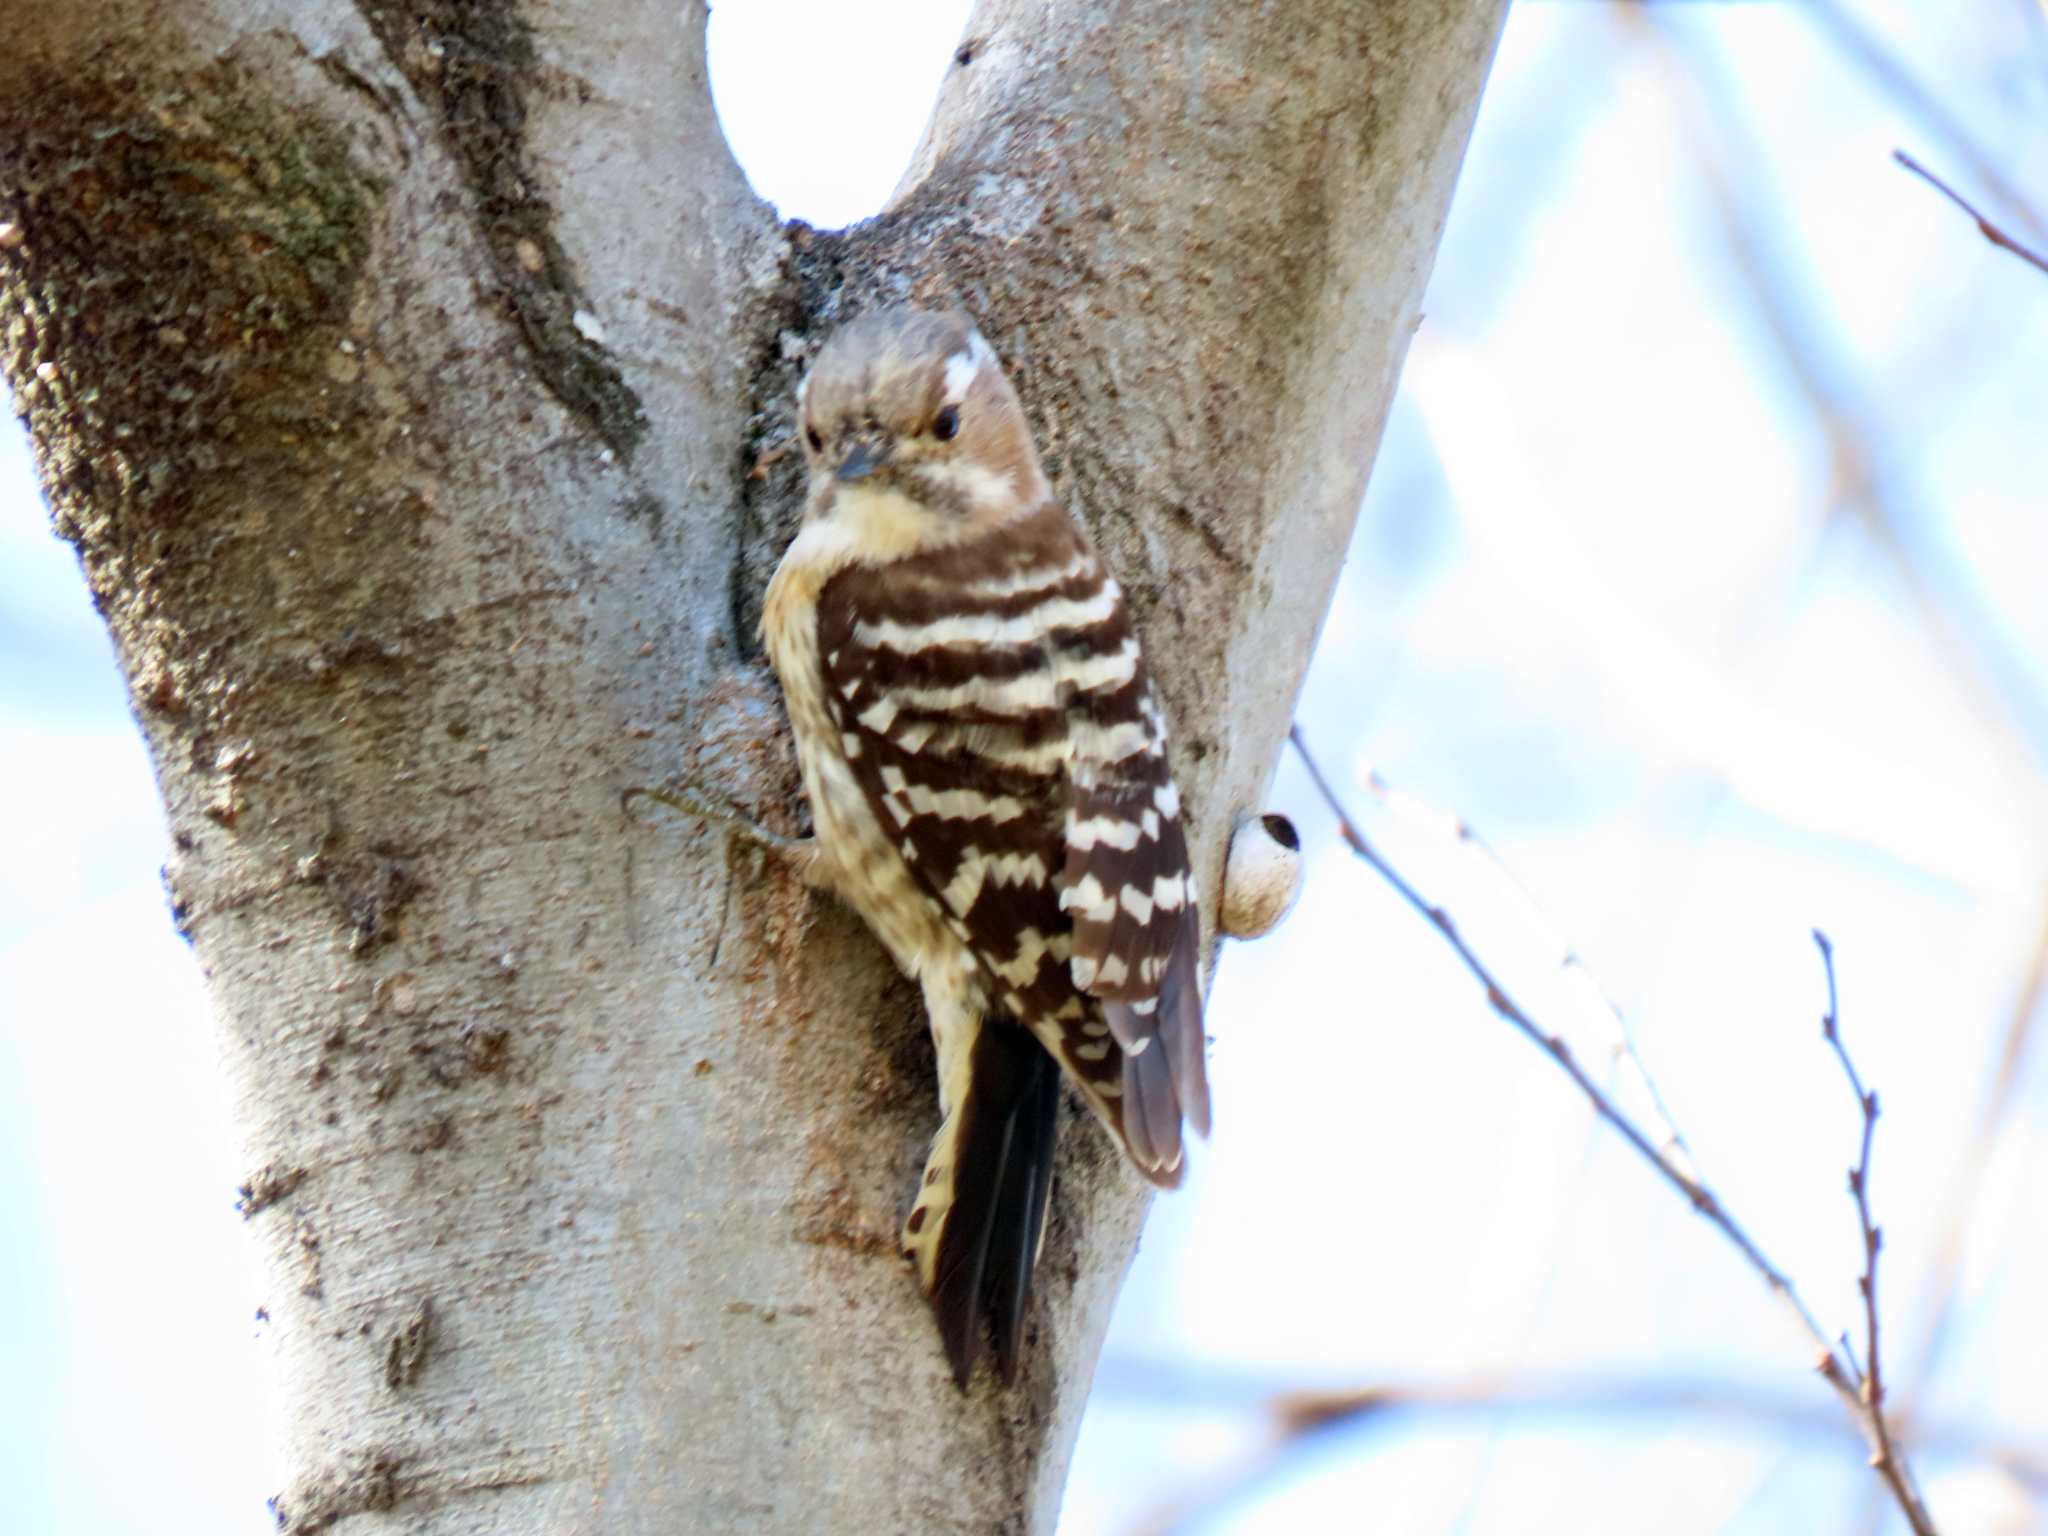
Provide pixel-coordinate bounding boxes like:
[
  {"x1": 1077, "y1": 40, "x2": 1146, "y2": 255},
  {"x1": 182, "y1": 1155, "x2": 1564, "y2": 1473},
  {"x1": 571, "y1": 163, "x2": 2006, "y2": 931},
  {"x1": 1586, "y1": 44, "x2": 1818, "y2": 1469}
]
[{"x1": 0, "y1": 1, "x2": 1504, "y2": 1530}]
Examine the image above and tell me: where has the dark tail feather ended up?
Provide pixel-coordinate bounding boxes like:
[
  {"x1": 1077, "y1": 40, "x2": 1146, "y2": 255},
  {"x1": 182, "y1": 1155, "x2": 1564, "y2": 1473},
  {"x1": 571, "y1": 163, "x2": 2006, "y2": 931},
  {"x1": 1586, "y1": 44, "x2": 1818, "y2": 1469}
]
[
  {"x1": 1106, "y1": 903, "x2": 1211, "y2": 1183},
  {"x1": 987, "y1": 1044, "x2": 1060, "y2": 1382},
  {"x1": 923, "y1": 1021, "x2": 1062, "y2": 1386}
]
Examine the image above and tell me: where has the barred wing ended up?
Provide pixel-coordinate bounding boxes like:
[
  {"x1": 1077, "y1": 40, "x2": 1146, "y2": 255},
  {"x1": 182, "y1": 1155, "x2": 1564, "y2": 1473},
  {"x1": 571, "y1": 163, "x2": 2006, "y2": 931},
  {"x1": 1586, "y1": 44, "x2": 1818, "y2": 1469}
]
[
  {"x1": 814, "y1": 511, "x2": 1209, "y2": 1182},
  {"x1": 1058, "y1": 696, "x2": 1211, "y2": 1171}
]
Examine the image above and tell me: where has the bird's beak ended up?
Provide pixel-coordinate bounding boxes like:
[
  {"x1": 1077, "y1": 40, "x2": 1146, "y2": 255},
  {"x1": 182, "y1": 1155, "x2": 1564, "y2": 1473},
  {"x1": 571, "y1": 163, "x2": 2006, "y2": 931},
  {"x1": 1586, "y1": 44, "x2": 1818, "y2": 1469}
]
[{"x1": 836, "y1": 435, "x2": 891, "y2": 482}]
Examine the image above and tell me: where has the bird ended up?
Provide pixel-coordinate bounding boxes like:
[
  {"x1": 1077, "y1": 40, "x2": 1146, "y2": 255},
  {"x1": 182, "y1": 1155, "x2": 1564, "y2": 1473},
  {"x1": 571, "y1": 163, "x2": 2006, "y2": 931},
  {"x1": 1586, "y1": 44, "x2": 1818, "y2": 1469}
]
[{"x1": 759, "y1": 305, "x2": 1211, "y2": 1384}]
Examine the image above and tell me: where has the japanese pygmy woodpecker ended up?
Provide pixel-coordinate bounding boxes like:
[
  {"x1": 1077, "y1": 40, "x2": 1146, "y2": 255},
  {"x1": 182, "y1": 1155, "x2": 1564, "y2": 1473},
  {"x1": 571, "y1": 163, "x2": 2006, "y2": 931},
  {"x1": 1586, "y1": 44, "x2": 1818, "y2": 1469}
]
[{"x1": 762, "y1": 306, "x2": 1218, "y2": 1384}]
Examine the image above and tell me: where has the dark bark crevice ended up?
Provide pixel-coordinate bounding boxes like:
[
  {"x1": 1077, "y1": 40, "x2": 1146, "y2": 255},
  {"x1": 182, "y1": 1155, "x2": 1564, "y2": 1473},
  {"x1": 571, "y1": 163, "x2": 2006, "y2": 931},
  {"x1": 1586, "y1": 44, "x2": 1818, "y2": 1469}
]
[{"x1": 352, "y1": 0, "x2": 649, "y2": 462}]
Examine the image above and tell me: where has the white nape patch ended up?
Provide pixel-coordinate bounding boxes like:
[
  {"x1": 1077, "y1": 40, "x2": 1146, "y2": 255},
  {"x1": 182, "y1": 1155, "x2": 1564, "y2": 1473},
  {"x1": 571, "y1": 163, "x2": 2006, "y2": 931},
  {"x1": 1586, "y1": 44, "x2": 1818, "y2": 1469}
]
[
  {"x1": 942, "y1": 351, "x2": 979, "y2": 405},
  {"x1": 573, "y1": 308, "x2": 606, "y2": 343},
  {"x1": 942, "y1": 330, "x2": 997, "y2": 404}
]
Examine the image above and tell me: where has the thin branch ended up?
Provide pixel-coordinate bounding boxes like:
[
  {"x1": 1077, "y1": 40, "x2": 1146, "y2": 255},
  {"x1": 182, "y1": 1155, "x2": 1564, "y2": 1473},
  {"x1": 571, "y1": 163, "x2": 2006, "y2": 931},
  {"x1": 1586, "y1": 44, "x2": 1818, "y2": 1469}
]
[
  {"x1": 1802, "y1": 0, "x2": 2048, "y2": 246},
  {"x1": 1290, "y1": 727, "x2": 1832, "y2": 1347},
  {"x1": 1894, "y1": 149, "x2": 2048, "y2": 278},
  {"x1": 1627, "y1": 5, "x2": 2048, "y2": 799},
  {"x1": 1635, "y1": 0, "x2": 2048, "y2": 1480},
  {"x1": 1354, "y1": 763, "x2": 1702, "y2": 1182},
  {"x1": 1814, "y1": 930, "x2": 1940, "y2": 1536},
  {"x1": 1287, "y1": 725, "x2": 1941, "y2": 1533}
]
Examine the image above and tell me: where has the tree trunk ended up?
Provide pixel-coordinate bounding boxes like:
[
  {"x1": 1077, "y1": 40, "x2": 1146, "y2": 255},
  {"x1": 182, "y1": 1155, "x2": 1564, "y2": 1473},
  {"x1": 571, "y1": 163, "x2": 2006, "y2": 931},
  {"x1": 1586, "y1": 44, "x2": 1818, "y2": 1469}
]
[{"x1": 0, "y1": 2, "x2": 1504, "y2": 1530}]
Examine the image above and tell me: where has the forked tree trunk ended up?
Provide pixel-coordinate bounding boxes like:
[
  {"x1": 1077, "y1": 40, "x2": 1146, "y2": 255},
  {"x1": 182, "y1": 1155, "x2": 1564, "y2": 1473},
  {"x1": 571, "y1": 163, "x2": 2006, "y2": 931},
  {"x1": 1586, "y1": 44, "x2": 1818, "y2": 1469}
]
[{"x1": 0, "y1": 2, "x2": 1504, "y2": 1529}]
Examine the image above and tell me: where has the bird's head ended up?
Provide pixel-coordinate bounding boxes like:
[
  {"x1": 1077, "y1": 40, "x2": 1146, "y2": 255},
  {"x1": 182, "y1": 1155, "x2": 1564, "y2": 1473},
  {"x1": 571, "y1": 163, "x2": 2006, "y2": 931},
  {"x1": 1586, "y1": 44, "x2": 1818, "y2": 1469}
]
[{"x1": 796, "y1": 307, "x2": 1050, "y2": 550}]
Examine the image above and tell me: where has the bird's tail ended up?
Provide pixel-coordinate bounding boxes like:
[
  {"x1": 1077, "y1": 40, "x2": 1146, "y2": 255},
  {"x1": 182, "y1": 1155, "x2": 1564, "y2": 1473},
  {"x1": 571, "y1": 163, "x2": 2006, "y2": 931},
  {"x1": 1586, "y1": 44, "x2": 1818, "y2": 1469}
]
[{"x1": 902, "y1": 1017, "x2": 1062, "y2": 1386}]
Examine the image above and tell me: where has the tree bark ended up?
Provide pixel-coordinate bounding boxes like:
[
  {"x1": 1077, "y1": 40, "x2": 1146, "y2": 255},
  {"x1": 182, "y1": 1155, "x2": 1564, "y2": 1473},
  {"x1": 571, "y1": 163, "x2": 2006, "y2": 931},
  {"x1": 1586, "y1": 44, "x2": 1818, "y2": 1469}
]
[{"x1": 0, "y1": 1, "x2": 1504, "y2": 1530}]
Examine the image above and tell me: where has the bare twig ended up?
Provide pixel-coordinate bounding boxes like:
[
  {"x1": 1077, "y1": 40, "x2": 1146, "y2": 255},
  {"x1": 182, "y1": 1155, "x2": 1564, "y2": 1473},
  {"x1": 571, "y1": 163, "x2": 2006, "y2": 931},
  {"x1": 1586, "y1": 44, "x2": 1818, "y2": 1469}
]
[
  {"x1": 1803, "y1": 0, "x2": 2048, "y2": 246},
  {"x1": 1627, "y1": 6, "x2": 2048, "y2": 802},
  {"x1": 1814, "y1": 930, "x2": 1940, "y2": 1536},
  {"x1": 1894, "y1": 150, "x2": 2048, "y2": 278},
  {"x1": 1355, "y1": 763, "x2": 1703, "y2": 1182},
  {"x1": 1286, "y1": 725, "x2": 1941, "y2": 1533}
]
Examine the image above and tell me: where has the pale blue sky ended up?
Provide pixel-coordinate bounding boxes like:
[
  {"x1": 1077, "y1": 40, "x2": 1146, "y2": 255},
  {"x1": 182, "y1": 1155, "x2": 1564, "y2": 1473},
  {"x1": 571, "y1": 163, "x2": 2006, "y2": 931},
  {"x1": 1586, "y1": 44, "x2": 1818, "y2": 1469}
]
[{"x1": 4, "y1": 3, "x2": 2045, "y2": 1532}]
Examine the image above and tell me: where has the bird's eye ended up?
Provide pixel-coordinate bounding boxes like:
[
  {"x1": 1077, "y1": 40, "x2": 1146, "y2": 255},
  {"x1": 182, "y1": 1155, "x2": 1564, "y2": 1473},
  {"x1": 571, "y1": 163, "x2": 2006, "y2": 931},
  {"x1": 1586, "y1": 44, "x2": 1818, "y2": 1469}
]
[
  {"x1": 806, "y1": 426, "x2": 823, "y2": 453},
  {"x1": 932, "y1": 406, "x2": 960, "y2": 442}
]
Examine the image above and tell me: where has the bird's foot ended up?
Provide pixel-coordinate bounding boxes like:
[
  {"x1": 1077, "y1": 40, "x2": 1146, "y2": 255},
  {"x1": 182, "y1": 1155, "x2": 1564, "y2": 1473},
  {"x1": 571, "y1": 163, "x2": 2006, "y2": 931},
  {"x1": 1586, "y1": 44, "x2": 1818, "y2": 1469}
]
[{"x1": 622, "y1": 781, "x2": 825, "y2": 885}]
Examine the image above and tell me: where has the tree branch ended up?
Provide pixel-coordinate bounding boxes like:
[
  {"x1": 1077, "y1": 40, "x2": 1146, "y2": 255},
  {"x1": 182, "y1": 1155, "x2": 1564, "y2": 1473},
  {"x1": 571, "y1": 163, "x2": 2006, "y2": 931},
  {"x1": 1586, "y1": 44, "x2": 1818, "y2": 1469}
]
[
  {"x1": 1288, "y1": 726, "x2": 1942, "y2": 1533},
  {"x1": 1348, "y1": 760, "x2": 1703, "y2": 1181},
  {"x1": 1626, "y1": 5, "x2": 2048, "y2": 796},
  {"x1": 1893, "y1": 149, "x2": 2048, "y2": 279},
  {"x1": 1802, "y1": 0, "x2": 2048, "y2": 248},
  {"x1": 1813, "y1": 930, "x2": 1940, "y2": 1536}
]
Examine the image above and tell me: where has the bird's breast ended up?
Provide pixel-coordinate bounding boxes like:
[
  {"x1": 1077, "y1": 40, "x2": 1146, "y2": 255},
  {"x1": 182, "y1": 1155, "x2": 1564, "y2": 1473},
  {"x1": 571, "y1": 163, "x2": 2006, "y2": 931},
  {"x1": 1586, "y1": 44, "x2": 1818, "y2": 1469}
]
[{"x1": 764, "y1": 548, "x2": 967, "y2": 993}]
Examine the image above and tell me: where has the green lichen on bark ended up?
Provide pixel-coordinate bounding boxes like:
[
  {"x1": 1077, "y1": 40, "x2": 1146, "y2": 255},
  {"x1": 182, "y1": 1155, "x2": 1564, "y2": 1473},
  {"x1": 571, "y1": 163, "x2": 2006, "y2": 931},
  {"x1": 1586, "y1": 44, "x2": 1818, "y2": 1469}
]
[
  {"x1": 0, "y1": 61, "x2": 383, "y2": 547},
  {"x1": 0, "y1": 53, "x2": 429, "y2": 921}
]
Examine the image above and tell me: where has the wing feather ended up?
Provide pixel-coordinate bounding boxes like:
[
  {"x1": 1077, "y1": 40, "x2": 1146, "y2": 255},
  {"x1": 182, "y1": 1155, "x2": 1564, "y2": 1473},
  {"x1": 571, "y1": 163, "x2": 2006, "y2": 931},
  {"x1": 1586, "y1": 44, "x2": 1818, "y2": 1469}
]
[{"x1": 815, "y1": 522, "x2": 1210, "y2": 1181}]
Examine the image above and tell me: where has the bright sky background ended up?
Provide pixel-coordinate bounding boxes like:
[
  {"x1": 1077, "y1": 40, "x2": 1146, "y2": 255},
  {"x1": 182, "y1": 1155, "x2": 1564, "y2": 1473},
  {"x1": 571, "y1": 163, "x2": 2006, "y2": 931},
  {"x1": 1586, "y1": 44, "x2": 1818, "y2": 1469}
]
[{"x1": 4, "y1": 3, "x2": 2046, "y2": 1533}]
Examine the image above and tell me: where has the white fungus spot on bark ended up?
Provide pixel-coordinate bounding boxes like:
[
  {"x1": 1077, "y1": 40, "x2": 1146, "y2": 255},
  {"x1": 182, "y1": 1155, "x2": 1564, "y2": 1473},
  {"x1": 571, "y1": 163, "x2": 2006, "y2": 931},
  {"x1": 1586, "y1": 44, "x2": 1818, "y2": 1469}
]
[{"x1": 1221, "y1": 812, "x2": 1304, "y2": 939}]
